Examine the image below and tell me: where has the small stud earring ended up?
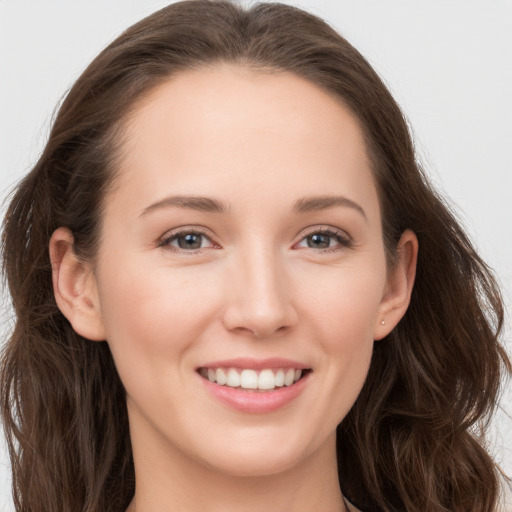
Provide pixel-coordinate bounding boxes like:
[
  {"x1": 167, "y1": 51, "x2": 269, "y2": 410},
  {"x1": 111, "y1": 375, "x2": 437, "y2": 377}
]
[{"x1": 380, "y1": 320, "x2": 385, "y2": 325}]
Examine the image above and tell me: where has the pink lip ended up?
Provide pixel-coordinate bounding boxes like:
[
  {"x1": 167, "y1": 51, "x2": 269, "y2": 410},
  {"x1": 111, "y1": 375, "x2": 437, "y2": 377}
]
[
  {"x1": 198, "y1": 357, "x2": 310, "y2": 371},
  {"x1": 197, "y1": 358, "x2": 311, "y2": 414}
]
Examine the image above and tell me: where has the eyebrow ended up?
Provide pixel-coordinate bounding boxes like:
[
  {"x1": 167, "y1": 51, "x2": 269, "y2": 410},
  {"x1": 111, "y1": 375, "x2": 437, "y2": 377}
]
[
  {"x1": 139, "y1": 195, "x2": 226, "y2": 216},
  {"x1": 139, "y1": 194, "x2": 367, "y2": 220},
  {"x1": 292, "y1": 195, "x2": 367, "y2": 221}
]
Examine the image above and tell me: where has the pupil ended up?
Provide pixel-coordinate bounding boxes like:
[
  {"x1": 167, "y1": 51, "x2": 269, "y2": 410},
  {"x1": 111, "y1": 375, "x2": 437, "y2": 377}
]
[
  {"x1": 308, "y1": 234, "x2": 329, "y2": 248},
  {"x1": 178, "y1": 233, "x2": 202, "y2": 249}
]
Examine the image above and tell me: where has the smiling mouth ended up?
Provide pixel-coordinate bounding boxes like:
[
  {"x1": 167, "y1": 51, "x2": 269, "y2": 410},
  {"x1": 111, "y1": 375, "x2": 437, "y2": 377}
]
[{"x1": 198, "y1": 367, "x2": 312, "y2": 391}]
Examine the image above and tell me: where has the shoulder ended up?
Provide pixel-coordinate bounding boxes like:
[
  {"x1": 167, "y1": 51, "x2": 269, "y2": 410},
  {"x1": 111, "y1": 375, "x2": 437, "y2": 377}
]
[{"x1": 345, "y1": 498, "x2": 363, "y2": 512}]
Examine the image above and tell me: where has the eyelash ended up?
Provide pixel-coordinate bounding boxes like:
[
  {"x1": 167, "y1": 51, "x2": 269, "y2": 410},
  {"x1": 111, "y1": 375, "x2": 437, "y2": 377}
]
[
  {"x1": 158, "y1": 227, "x2": 217, "y2": 254},
  {"x1": 294, "y1": 227, "x2": 353, "y2": 252},
  {"x1": 158, "y1": 226, "x2": 353, "y2": 254}
]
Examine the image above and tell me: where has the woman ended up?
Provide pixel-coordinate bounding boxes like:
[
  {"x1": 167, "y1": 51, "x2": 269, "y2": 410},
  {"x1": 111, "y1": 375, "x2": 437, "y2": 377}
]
[{"x1": 1, "y1": 1, "x2": 510, "y2": 511}]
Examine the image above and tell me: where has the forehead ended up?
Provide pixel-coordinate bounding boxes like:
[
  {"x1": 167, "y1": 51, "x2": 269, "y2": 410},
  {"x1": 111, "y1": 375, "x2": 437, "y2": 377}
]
[{"x1": 112, "y1": 64, "x2": 379, "y2": 221}]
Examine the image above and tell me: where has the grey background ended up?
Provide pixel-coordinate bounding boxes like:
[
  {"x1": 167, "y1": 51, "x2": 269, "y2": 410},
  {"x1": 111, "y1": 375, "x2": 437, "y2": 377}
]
[{"x1": 1, "y1": 1, "x2": 511, "y2": 509}]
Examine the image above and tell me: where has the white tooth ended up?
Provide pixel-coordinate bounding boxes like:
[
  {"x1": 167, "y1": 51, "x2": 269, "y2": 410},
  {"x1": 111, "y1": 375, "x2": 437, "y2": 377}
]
[
  {"x1": 294, "y1": 369, "x2": 302, "y2": 382},
  {"x1": 284, "y1": 368, "x2": 295, "y2": 386},
  {"x1": 275, "y1": 369, "x2": 285, "y2": 387},
  {"x1": 226, "y1": 368, "x2": 240, "y2": 387},
  {"x1": 207, "y1": 368, "x2": 216, "y2": 382},
  {"x1": 240, "y1": 369, "x2": 258, "y2": 389},
  {"x1": 216, "y1": 368, "x2": 227, "y2": 385},
  {"x1": 258, "y1": 369, "x2": 276, "y2": 390}
]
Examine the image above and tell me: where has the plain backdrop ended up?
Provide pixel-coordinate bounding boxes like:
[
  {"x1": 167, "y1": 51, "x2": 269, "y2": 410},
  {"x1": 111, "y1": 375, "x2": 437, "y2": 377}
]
[{"x1": 1, "y1": 1, "x2": 511, "y2": 509}]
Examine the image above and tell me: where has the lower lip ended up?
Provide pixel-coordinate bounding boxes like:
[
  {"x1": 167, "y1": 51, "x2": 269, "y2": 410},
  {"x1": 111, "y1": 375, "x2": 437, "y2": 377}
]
[{"x1": 200, "y1": 373, "x2": 310, "y2": 413}]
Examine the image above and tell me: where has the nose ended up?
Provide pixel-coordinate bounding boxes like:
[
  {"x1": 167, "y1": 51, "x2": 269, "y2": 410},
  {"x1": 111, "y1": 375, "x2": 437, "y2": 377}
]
[{"x1": 221, "y1": 247, "x2": 298, "y2": 338}]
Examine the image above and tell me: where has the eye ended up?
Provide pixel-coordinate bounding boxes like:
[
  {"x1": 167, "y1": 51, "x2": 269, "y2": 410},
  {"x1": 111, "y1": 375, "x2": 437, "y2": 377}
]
[
  {"x1": 295, "y1": 228, "x2": 352, "y2": 251},
  {"x1": 160, "y1": 229, "x2": 217, "y2": 252}
]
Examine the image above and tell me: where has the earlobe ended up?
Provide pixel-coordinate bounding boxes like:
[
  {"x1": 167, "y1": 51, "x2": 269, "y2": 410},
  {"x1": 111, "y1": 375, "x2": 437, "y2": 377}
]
[
  {"x1": 49, "y1": 227, "x2": 106, "y2": 341},
  {"x1": 374, "y1": 229, "x2": 418, "y2": 340}
]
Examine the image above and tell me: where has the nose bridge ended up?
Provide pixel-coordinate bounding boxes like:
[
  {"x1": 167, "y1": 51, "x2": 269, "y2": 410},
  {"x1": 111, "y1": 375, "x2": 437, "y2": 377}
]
[{"x1": 223, "y1": 239, "x2": 296, "y2": 337}]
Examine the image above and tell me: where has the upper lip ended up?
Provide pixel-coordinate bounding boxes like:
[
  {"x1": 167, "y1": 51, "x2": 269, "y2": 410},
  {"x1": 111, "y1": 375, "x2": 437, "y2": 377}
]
[{"x1": 197, "y1": 357, "x2": 310, "y2": 370}]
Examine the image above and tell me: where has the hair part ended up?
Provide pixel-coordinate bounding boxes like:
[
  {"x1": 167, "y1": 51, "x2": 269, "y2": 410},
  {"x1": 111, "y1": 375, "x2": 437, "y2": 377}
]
[{"x1": 2, "y1": 1, "x2": 510, "y2": 511}]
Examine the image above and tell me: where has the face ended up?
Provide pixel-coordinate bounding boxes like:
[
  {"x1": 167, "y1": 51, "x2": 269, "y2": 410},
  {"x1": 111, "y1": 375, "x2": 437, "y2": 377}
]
[{"x1": 87, "y1": 65, "x2": 402, "y2": 477}]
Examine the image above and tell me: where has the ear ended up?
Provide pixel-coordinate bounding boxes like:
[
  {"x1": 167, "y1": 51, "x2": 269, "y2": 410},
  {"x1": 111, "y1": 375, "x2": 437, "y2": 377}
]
[
  {"x1": 373, "y1": 229, "x2": 418, "y2": 340},
  {"x1": 49, "y1": 227, "x2": 106, "y2": 341}
]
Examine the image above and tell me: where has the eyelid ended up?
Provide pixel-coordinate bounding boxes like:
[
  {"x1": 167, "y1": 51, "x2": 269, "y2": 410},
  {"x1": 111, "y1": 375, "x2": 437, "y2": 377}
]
[
  {"x1": 158, "y1": 226, "x2": 220, "y2": 253},
  {"x1": 293, "y1": 225, "x2": 353, "y2": 251},
  {"x1": 156, "y1": 224, "x2": 353, "y2": 254}
]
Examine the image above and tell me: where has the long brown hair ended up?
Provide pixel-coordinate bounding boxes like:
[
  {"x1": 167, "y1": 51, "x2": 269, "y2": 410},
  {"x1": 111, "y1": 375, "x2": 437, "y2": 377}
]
[{"x1": 1, "y1": 2, "x2": 510, "y2": 511}]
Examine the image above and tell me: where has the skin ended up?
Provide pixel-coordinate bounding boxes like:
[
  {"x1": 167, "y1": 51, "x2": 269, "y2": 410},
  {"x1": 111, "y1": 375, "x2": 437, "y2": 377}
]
[{"x1": 50, "y1": 65, "x2": 417, "y2": 512}]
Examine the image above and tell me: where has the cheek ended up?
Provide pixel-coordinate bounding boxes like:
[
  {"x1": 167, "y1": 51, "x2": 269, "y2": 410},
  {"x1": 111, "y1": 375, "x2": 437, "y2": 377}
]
[
  {"x1": 100, "y1": 257, "x2": 208, "y2": 329},
  {"x1": 96, "y1": 258, "x2": 221, "y2": 378},
  {"x1": 95, "y1": 261, "x2": 226, "y2": 427},
  {"x1": 303, "y1": 260, "x2": 385, "y2": 345},
  {"x1": 301, "y1": 262, "x2": 384, "y2": 408}
]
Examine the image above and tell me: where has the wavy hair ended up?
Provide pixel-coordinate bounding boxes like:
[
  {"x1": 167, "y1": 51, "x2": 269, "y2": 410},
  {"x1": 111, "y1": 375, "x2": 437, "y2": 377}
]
[{"x1": 1, "y1": 1, "x2": 510, "y2": 511}]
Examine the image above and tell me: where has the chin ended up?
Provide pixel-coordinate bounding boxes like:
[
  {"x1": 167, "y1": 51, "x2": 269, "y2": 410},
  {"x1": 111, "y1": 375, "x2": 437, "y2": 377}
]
[
  {"x1": 203, "y1": 449, "x2": 306, "y2": 479},
  {"x1": 191, "y1": 427, "x2": 328, "y2": 479}
]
